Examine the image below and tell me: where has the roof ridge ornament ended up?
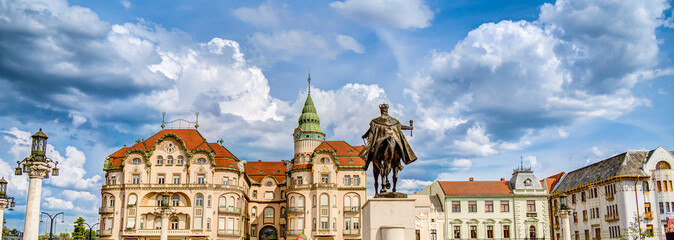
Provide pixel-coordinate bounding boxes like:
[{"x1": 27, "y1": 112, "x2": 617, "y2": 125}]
[
  {"x1": 307, "y1": 67, "x2": 311, "y2": 94},
  {"x1": 161, "y1": 112, "x2": 200, "y2": 130}
]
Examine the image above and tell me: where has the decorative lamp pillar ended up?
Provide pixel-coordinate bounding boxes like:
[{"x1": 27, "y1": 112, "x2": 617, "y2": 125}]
[
  {"x1": 558, "y1": 194, "x2": 572, "y2": 240},
  {"x1": 0, "y1": 177, "x2": 16, "y2": 240},
  {"x1": 156, "y1": 193, "x2": 174, "y2": 240},
  {"x1": 14, "y1": 129, "x2": 59, "y2": 240}
]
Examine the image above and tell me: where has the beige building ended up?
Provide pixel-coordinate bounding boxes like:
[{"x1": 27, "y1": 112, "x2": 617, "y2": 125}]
[
  {"x1": 99, "y1": 81, "x2": 366, "y2": 240},
  {"x1": 410, "y1": 195, "x2": 445, "y2": 240}
]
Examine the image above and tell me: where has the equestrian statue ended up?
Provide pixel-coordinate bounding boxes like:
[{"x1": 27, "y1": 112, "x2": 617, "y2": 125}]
[{"x1": 359, "y1": 103, "x2": 417, "y2": 196}]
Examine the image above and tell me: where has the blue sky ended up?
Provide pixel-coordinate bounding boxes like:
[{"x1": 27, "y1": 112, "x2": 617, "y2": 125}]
[{"x1": 1, "y1": 0, "x2": 674, "y2": 233}]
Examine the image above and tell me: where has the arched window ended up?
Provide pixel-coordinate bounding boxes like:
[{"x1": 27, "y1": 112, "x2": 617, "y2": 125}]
[
  {"x1": 353, "y1": 195, "x2": 360, "y2": 207},
  {"x1": 264, "y1": 207, "x2": 274, "y2": 219},
  {"x1": 110, "y1": 196, "x2": 115, "y2": 207},
  {"x1": 313, "y1": 196, "x2": 317, "y2": 207},
  {"x1": 252, "y1": 207, "x2": 257, "y2": 216},
  {"x1": 196, "y1": 194, "x2": 204, "y2": 207},
  {"x1": 529, "y1": 226, "x2": 536, "y2": 239},
  {"x1": 206, "y1": 218, "x2": 211, "y2": 230},
  {"x1": 657, "y1": 161, "x2": 671, "y2": 169},
  {"x1": 207, "y1": 195, "x2": 212, "y2": 207},
  {"x1": 167, "y1": 156, "x2": 174, "y2": 165},
  {"x1": 157, "y1": 156, "x2": 163, "y2": 165},
  {"x1": 170, "y1": 218, "x2": 178, "y2": 229},
  {"x1": 172, "y1": 195, "x2": 179, "y2": 206},
  {"x1": 299, "y1": 196, "x2": 305, "y2": 207},
  {"x1": 128, "y1": 194, "x2": 137, "y2": 207},
  {"x1": 320, "y1": 194, "x2": 329, "y2": 206},
  {"x1": 155, "y1": 218, "x2": 161, "y2": 229},
  {"x1": 229, "y1": 196, "x2": 235, "y2": 208},
  {"x1": 103, "y1": 196, "x2": 108, "y2": 207},
  {"x1": 344, "y1": 196, "x2": 351, "y2": 208},
  {"x1": 219, "y1": 196, "x2": 226, "y2": 207},
  {"x1": 291, "y1": 197, "x2": 296, "y2": 207},
  {"x1": 177, "y1": 156, "x2": 184, "y2": 165}
]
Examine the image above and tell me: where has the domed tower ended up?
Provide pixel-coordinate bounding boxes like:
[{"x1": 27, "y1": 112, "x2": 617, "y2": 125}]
[{"x1": 293, "y1": 73, "x2": 325, "y2": 164}]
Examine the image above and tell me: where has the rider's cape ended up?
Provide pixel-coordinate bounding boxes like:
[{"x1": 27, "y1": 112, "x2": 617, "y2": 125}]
[{"x1": 359, "y1": 114, "x2": 417, "y2": 170}]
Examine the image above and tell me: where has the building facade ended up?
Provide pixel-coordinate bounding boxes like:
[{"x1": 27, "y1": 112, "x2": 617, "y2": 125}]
[
  {"x1": 549, "y1": 146, "x2": 674, "y2": 240},
  {"x1": 99, "y1": 81, "x2": 366, "y2": 240},
  {"x1": 418, "y1": 166, "x2": 551, "y2": 240},
  {"x1": 410, "y1": 195, "x2": 445, "y2": 240}
]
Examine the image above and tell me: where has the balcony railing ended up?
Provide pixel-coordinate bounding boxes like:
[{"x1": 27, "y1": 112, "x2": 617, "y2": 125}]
[
  {"x1": 102, "y1": 183, "x2": 244, "y2": 191},
  {"x1": 100, "y1": 229, "x2": 112, "y2": 236},
  {"x1": 344, "y1": 206, "x2": 360, "y2": 213},
  {"x1": 343, "y1": 229, "x2": 360, "y2": 235},
  {"x1": 99, "y1": 207, "x2": 114, "y2": 214},
  {"x1": 286, "y1": 229, "x2": 304, "y2": 236},
  {"x1": 287, "y1": 207, "x2": 305, "y2": 214},
  {"x1": 218, "y1": 206, "x2": 241, "y2": 214},
  {"x1": 217, "y1": 229, "x2": 240, "y2": 236},
  {"x1": 645, "y1": 212, "x2": 653, "y2": 219},
  {"x1": 604, "y1": 213, "x2": 619, "y2": 221},
  {"x1": 123, "y1": 229, "x2": 203, "y2": 236},
  {"x1": 605, "y1": 193, "x2": 614, "y2": 201}
]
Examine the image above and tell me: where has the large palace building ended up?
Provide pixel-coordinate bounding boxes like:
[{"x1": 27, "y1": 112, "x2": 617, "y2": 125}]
[{"x1": 99, "y1": 79, "x2": 367, "y2": 240}]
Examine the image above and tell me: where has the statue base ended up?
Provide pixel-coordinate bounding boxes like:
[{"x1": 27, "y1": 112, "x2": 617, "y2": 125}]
[
  {"x1": 362, "y1": 197, "x2": 415, "y2": 240},
  {"x1": 374, "y1": 192, "x2": 408, "y2": 198}
]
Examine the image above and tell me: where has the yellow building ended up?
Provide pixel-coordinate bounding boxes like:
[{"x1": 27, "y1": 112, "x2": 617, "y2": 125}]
[{"x1": 99, "y1": 81, "x2": 367, "y2": 240}]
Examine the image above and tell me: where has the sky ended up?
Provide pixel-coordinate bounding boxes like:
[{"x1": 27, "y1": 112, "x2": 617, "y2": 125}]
[{"x1": 1, "y1": 0, "x2": 674, "y2": 233}]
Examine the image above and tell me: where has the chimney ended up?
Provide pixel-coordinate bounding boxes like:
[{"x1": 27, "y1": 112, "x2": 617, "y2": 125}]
[
  {"x1": 469, "y1": 177, "x2": 474, "y2": 181},
  {"x1": 258, "y1": 160, "x2": 262, "y2": 162},
  {"x1": 501, "y1": 178, "x2": 505, "y2": 181},
  {"x1": 413, "y1": 192, "x2": 417, "y2": 195}
]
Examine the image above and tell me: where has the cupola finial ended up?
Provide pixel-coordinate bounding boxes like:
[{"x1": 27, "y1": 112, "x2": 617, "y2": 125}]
[{"x1": 307, "y1": 67, "x2": 311, "y2": 94}]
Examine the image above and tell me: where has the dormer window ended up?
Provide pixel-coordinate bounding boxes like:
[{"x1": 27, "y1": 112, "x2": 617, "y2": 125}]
[
  {"x1": 133, "y1": 158, "x2": 141, "y2": 164},
  {"x1": 322, "y1": 158, "x2": 329, "y2": 164},
  {"x1": 198, "y1": 158, "x2": 207, "y2": 164},
  {"x1": 524, "y1": 179, "x2": 532, "y2": 186},
  {"x1": 266, "y1": 181, "x2": 273, "y2": 186}
]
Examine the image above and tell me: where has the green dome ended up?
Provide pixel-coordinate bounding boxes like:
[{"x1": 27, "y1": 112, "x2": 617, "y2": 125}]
[{"x1": 298, "y1": 92, "x2": 322, "y2": 133}]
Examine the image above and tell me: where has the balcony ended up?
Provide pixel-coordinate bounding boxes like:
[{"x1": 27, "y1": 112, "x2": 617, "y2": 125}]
[
  {"x1": 343, "y1": 229, "x2": 360, "y2": 235},
  {"x1": 218, "y1": 206, "x2": 241, "y2": 214},
  {"x1": 344, "y1": 206, "x2": 360, "y2": 213},
  {"x1": 605, "y1": 193, "x2": 614, "y2": 201},
  {"x1": 103, "y1": 183, "x2": 244, "y2": 192},
  {"x1": 312, "y1": 183, "x2": 337, "y2": 189},
  {"x1": 99, "y1": 207, "x2": 114, "y2": 214},
  {"x1": 217, "y1": 229, "x2": 240, "y2": 237},
  {"x1": 645, "y1": 212, "x2": 653, "y2": 220},
  {"x1": 287, "y1": 207, "x2": 305, "y2": 214},
  {"x1": 100, "y1": 229, "x2": 112, "y2": 236},
  {"x1": 286, "y1": 229, "x2": 304, "y2": 236},
  {"x1": 123, "y1": 229, "x2": 207, "y2": 236},
  {"x1": 604, "y1": 213, "x2": 619, "y2": 221}
]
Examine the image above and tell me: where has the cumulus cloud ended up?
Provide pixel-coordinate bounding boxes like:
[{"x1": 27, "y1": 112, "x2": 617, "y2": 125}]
[
  {"x1": 450, "y1": 158, "x2": 472, "y2": 171},
  {"x1": 121, "y1": 0, "x2": 131, "y2": 9},
  {"x1": 408, "y1": 0, "x2": 669, "y2": 149},
  {"x1": 233, "y1": 3, "x2": 280, "y2": 28},
  {"x1": 249, "y1": 30, "x2": 338, "y2": 62},
  {"x1": 336, "y1": 34, "x2": 365, "y2": 53},
  {"x1": 43, "y1": 197, "x2": 74, "y2": 210},
  {"x1": 523, "y1": 155, "x2": 538, "y2": 167},
  {"x1": 330, "y1": 0, "x2": 434, "y2": 29},
  {"x1": 396, "y1": 179, "x2": 433, "y2": 194},
  {"x1": 61, "y1": 190, "x2": 98, "y2": 201}
]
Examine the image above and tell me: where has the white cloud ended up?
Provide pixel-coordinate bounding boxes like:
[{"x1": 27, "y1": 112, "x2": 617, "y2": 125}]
[
  {"x1": 523, "y1": 155, "x2": 538, "y2": 167},
  {"x1": 453, "y1": 124, "x2": 497, "y2": 156},
  {"x1": 336, "y1": 34, "x2": 365, "y2": 54},
  {"x1": 330, "y1": 0, "x2": 434, "y2": 29},
  {"x1": 43, "y1": 197, "x2": 74, "y2": 210},
  {"x1": 61, "y1": 190, "x2": 97, "y2": 201},
  {"x1": 249, "y1": 30, "x2": 337, "y2": 62},
  {"x1": 69, "y1": 112, "x2": 87, "y2": 127},
  {"x1": 121, "y1": 0, "x2": 131, "y2": 9},
  {"x1": 233, "y1": 4, "x2": 280, "y2": 28},
  {"x1": 450, "y1": 158, "x2": 472, "y2": 171},
  {"x1": 396, "y1": 179, "x2": 433, "y2": 194}
]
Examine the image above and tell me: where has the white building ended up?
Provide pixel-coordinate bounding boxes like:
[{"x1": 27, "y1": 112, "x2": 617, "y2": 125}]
[
  {"x1": 410, "y1": 195, "x2": 445, "y2": 240},
  {"x1": 550, "y1": 146, "x2": 674, "y2": 240},
  {"x1": 419, "y1": 166, "x2": 550, "y2": 240}
]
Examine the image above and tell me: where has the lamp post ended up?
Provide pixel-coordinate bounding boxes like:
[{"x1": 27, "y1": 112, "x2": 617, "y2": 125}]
[
  {"x1": 83, "y1": 221, "x2": 99, "y2": 240},
  {"x1": 558, "y1": 194, "x2": 572, "y2": 240},
  {"x1": 155, "y1": 193, "x2": 175, "y2": 240},
  {"x1": 15, "y1": 129, "x2": 59, "y2": 240},
  {"x1": 40, "y1": 212, "x2": 64, "y2": 240},
  {"x1": 0, "y1": 177, "x2": 16, "y2": 240}
]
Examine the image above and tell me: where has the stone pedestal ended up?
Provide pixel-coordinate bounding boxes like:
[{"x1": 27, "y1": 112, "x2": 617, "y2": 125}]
[
  {"x1": 24, "y1": 163, "x2": 50, "y2": 240},
  {"x1": 0, "y1": 199, "x2": 8, "y2": 240},
  {"x1": 362, "y1": 197, "x2": 415, "y2": 240},
  {"x1": 559, "y1": 210, "x2": 571, "y2": 240}
]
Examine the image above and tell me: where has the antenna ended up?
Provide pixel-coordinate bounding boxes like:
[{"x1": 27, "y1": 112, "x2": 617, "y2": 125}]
[{"x1": 161, "y1": 112, "x2": 166, "y2": 129}]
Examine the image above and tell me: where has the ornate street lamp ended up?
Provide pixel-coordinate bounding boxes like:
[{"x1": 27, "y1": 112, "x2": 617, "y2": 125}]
[
  {"x1": 0, "y1": 177, "x2": 16, "y2": 240},
  {"x1": 15, "y1": 129, "x2": 59, "y2": 240}
]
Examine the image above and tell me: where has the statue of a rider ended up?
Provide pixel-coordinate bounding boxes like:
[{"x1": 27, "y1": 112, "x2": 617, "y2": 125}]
[{"x1": 359, "y1": 103, "x2": 417, "y2": 196}]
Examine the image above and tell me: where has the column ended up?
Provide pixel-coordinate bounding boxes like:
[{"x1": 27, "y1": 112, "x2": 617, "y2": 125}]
[
  {"x1": 160, "y1": 212, "x2": 170, "y2": 240},
  {"x1": 559, "y1": 210, "x2": 571, "y2": 240},
  {"x1": 23, "y1": 163, "x2": 49, "y2": 240},
  {"x1": 0, "y1": 199, "x2": 8, "y2": 240}
]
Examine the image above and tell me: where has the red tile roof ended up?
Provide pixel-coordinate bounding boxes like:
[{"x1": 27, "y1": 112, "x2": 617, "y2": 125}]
[
  {"x1": 245, "y1": 161, "x2": 287, "y2": 184},
  {"x1": 314, "y1": 141, "x2": 366, "y2": 167},
  {"x1": 542, "y1": 172, "x2": 565, "y2": 192},
  {"x1": 439, "y1": 181, "x2": 512, "y2": 195}
]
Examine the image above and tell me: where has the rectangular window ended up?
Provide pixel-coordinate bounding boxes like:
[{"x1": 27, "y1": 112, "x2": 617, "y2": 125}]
[
  {"x1": 111, "y1": 176, "x2": 117, "y2": 185},
  {"x1": 132, "y1": 174, "x2": 140, "y2": 184},
  {"x1": 167, "y1": 157, "x2": 173, "y2": 165},
  {"x1": 194, "y1": 217, "x2": 202, "y2": 230},
  {"x1": 222, "y1": 177, "x2": 229, "y2": 185},
  {"x1": 660, "y1": 202, "x2": 665, "y2": 213},
  {"x1": 584, "y1": 230, "x2": 589, "y2": 240},
  {"x1": 503, "y1": 225, "x2": 510, "y2": 238},
  {"x1": 353, "y1": 218, "x2": 359, "y2": 230},
  {"x1": 486, "y1": 225, "x2": 493, "y2": 239},
  {"x1": 572, "y1": 194, "x2": 576, "y2": 204},
  {"x1": 157, "y1": 157, "x2": 163, "y2": 165},
  {"x1": 468, "y1": 201, "x2": 477, "y2": 212},
  {"x1": 320, "y1": 217, "x2": 329, "y2": 230},
  {"x1": 253, "y1": 190, "x2": 257, "y2": 199},
  {"x1": 667, "y1": 202, "x2": 671, "y2": 213},
  {"x1": 573, "y1": 212, "x2": 578, "y2": 223},
  {"x1": 500, "y1": 201, "x2": 509, "y2": 212},
  {"x1": 321, "y1": 174, "x2": 329, "y2": 184},
  {"x1": 453, "y1": 226, "x2": 461, "y2": 239},
  {"x1": 197, "y1": 174, "x2": 205, "y2": 184},
  {"x1": 252, "y1": 226, "x2": 256, "y2": 236},
  {"x1": 645, "y1": 202, "x2": 652, "y2": 213},
  {"x1": 264, "y1": 191, "x2": 274, "y2": 200},
  {"x1": 670, "y1": 181, "x2": 673, "y2": 192},
  {"x1": 158, "y1": 174, "x2": 165, "y2": 184},
  {"x1": 218, "y1": 218, "x2": 225, "y2": 230},
  {"x1": 354, "y1": 176, "x2": 360, "y2": 185},
  {"x1": 665, "y1": 181, "x2": 669, "y2": 191},
  {"x1": 177, "y1": 156, "x2": 184, "y2": 165},
  {"x1": 527, "y1": 200, "x2": 536, "y2": 212},
  {"x1": 658, "y1": 181, "x2": 663, "y2": 191},
  {"x1": 297, "y1": 176, "x2": 303, "y2": 185},
  {"x1": 583, "y1": 210, "x2": 588, "y2": 221},
  {"x1": 470, "y1": 225, "x2": 477, "y2": 238},
  {"x1": 173, "y1": 175, "x2": 180, "y2": 185},
  {"x1": 452, "y1": 201, "x2": 461, "y2": 212},
  {"x1": 126, "y1": 217, "x2": 135, "y2": 229},
  {"x1": 344, "y1": 176, "x2": 351, "y2": 185},
  {"x1": 485, "y1": 201, "x2": 493, "y2": 212}
]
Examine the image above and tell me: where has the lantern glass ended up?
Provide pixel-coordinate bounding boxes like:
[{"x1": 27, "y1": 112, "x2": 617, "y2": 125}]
[
  {"x1": 14, "y1": 166, "x2": 22, "y2": 176},
  {"x1": 52, "y1": 167, "x2": 59, "y2": 176},
  {"x1": 560, "y1": 194, "x2": 567, "y2": 205},
  {"x1": 30, "y1": 129, "x2": 48, "y2": 162},
  {"x1": 23, "y1": 164, "x2": 30, "y2": 173},
  {"x1": 0, "y1": 178, "x2": 6, "y2": 196},
  {"x1": 10, "y1": 200, "x2": 15, "y2": 208}
]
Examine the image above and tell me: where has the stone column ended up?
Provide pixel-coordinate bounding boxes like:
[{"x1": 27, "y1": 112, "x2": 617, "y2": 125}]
[
  {"x1": 0, "y1": 199, "x2": 8, "y2": 240},
  {"x1": 160, "y1": 211, "x2": 170, "y2": 240},
  {"x1": 23, "y1": 163, "x2": 50, "y2": 240},
  {"x1": 559, "y1": 210, "x2": 571, "y2": 240}
]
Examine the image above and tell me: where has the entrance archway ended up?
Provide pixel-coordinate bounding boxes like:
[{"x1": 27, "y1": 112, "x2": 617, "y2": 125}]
[{"x1": 259, "y1": 225, "x2": 278, "y2": 240}]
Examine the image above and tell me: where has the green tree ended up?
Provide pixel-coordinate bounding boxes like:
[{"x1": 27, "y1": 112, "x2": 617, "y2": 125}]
[
  {"x1": 72, "y1": 217, "x2": 85, "y2": 240},
  {"x1": 622, "y1": 213, "x2": 649, "y2": 240},
  {"x1": 2, "y1": 219, "x2": 19, "y2": 236}
]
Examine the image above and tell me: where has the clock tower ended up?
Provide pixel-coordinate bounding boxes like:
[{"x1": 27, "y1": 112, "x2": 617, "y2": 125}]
[{"x1": 293, "y1": 73, "x2": 325, "y2": 164}]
